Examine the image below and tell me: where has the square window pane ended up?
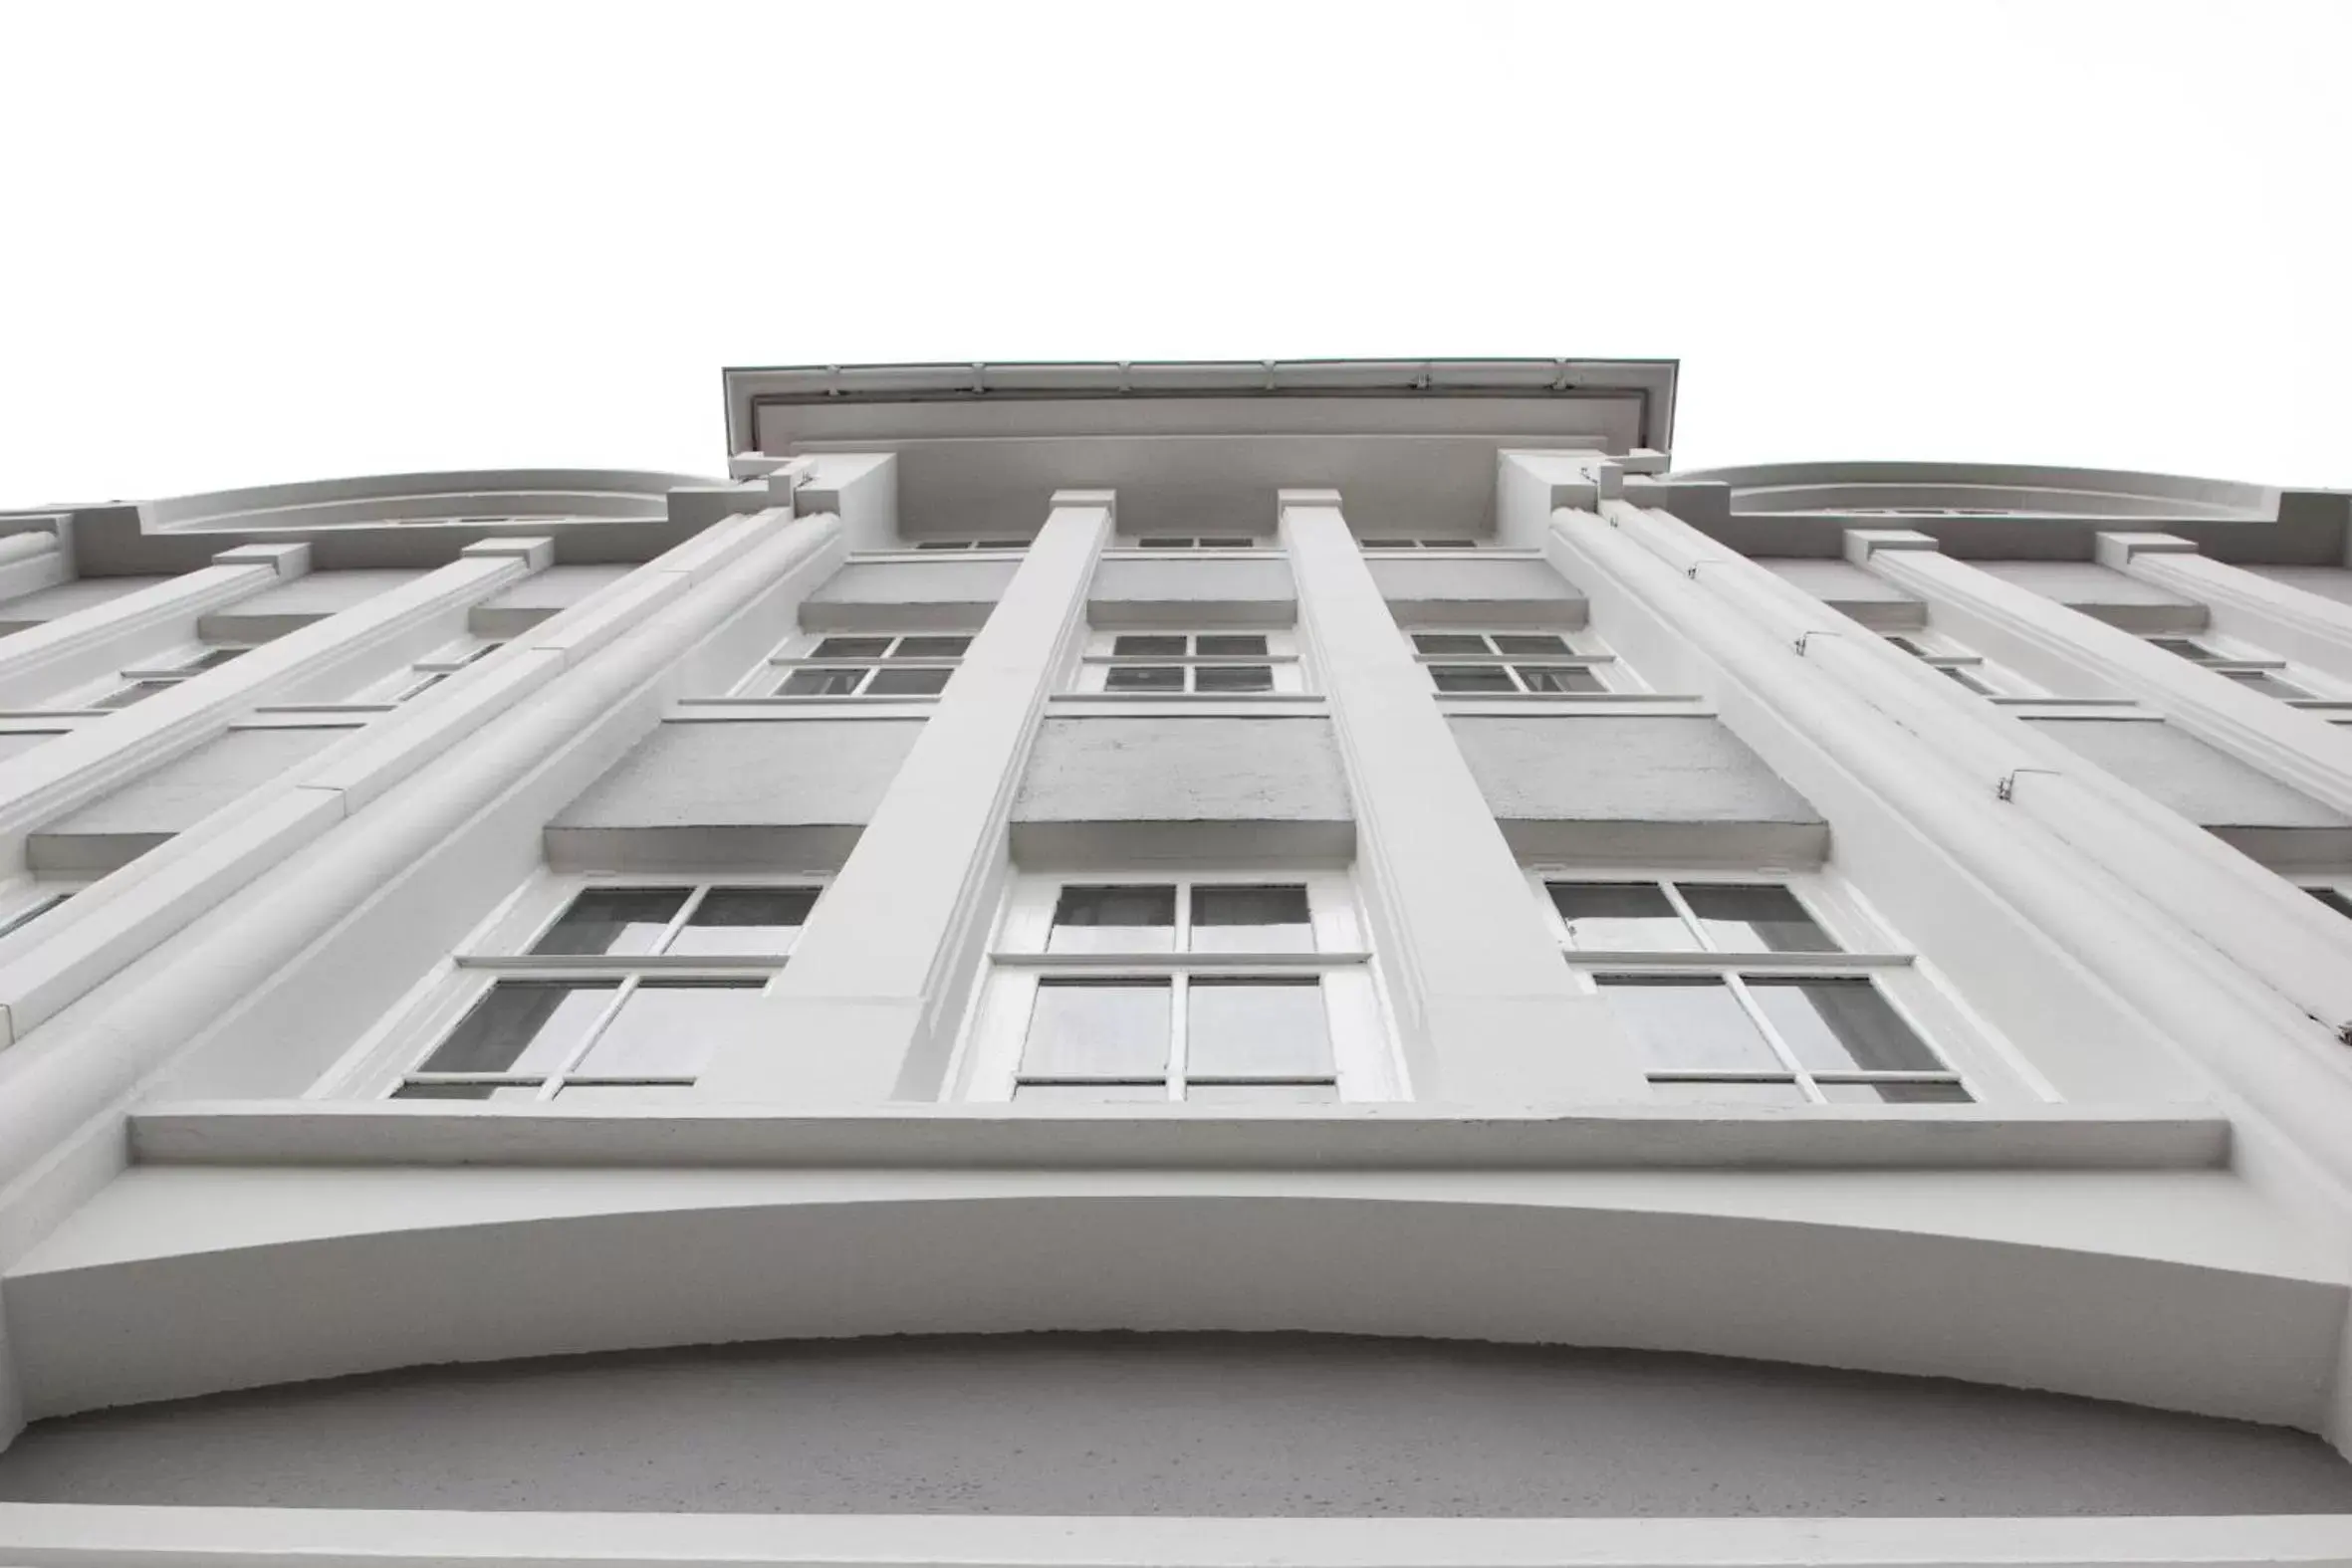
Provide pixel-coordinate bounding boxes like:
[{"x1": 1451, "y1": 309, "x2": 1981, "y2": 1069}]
[
  {"x1": 1186, "y1": 978, "x2": 1334, "y2": 1078},
  {"x1": 2307, "y1": 887, "x2": 2352, "y2": 920},
  {"x1": 891, "y1": 635, "x2": 972, "y2": 659},
  {"x1": 811, "y1": 636, "x2": 891, "y2": 658},
  {"x1": 1547, "y1": 882, "x2": 1698, "y2": 951},
  {"x1": 866, "y1": 666, "x2": 952, "y2": 696},
  {"x1": 1648, "y1": 1079, "x2": 1808, "y2": 1106},
  {"x1": 1675, "y1": 885, "x2": 1838, "y2": 953},
  {"x1": 421, "y1": 982, "x2": 618, "y2": 1074},
  {"x1": 1186, "y1": 1082, "x2": 1339, "y2": 1103},
  {"x1": 1513, "y1": 665, "x2": 1605, "y2": 694},
  {"x1": 1816, "y1": 1080, "x2": 1974, "y2": 1104},
  {"x1": 1113, "y1": 635, "x2": 1188, "y2": 657},
  {"x1": 393, "y1": 1082, "x2": 545, "y2": 1101},
  {"x1": 1490, "y1": 634, "x2": 1570, "y2": 656},
  {"x1": 1105, "y1": 665, "x2": 1185, "y2": 692},
  {"x1": 95, "y1": 680, "x2": 175, "y2": 709},
  {"x1": 1746, "y1": 978, "x2": 1941, "y2": 1073},
  {"x1": 1013, "y1": 1082, "x2": 1170, "y2": 1102},
  {"x1": 532, "y1": 887, "x2": 692, "y2": 956},
  {"x1": 2221, "y1": 668, "x2": 2309, "y2": 699},
  {"x1": 1194, "y1": 664, "x2": 1274, "y2": 693},
  {"x1": 777, "y1": 667, "x2": 867, "y2": 696},
  {"x1": 1413, "y1": 633, "x2": 1487, "y2": 655},
  {"x1": 1137, "y1": 538, "x2": 1194, "y2": 550},
  {"x1": 1048, "y1": 885, "x2": 1177, "y2": 953},
  {"x1": 1598, "y1": 977, "x2": 1780, "y2": 1072},
  {"x1": 1022, "y1": 979, "x2": 1171, "y2": 1077},
  {"x1": 665, "y1": 886, "x2": 818, "y2": 955},
  {"x1": 1190, "y1": 884, "x2": 1313, "y2": 952},
  {"x1": 1430, "y1": 665, "x2": 1514, "y2": 693},
  {"x1": 555, "y1": 1083, "x2": 705, "y2": 1104},
  {"x1": 574, "y1": 980, "x2": 764, "y2": 1078},
  {"x1": 1195, "y1": 635, "x2": 1269, "y2": 657}
]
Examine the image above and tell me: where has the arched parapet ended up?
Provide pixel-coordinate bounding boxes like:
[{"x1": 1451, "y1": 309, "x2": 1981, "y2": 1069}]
[
  {"x1": 1673, "y1": 461, "x2": 2282, "y2": 522},
  {"x1": 139, "y1": 469, "x2": 715, "y2": 534}
]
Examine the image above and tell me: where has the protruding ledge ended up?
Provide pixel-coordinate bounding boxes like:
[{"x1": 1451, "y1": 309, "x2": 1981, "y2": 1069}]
[
  {"x1": 2095, "y1": 531, "x2": 2199, "y2": 569},
  {"x1": 126, "y1": 1102, "x2": 2231, "y2": 1172}
]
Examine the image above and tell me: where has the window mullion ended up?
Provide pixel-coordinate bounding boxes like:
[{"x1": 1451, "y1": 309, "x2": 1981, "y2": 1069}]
[
  {"x1": 542, "y1": 976, "x2": 640, "y2": 1095},
  {"x1": 1169, "y1": 973, "x2": 1190, "y2": 1101},
  {"x1": 1657, "y1": 880, "x2": 1715, "y2": 952},
  {"x1": 1725, "y1": 972, "x2": 1819, "y2": 1098},
  {"x1": 657, "y1": 888, "x2": 707, "y2": 955}
]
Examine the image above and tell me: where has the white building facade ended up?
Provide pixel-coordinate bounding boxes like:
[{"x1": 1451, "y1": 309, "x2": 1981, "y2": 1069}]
[{"x1": 1, "y1": 359, "x2": 2351, "y2": 1563}]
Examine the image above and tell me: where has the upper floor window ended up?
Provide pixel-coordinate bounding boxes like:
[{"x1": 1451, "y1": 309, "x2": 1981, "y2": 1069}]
[
  {"x1": 1411, "y1": 630, "x2": 1617, "y2": 695},
  {"x1": 2144, "y1": 634, "x2": 2320, "y2": 701},
  {"x1": 355, "y1": 635, "x2": 506, "y2": 704},
  {"x1": 1126, "y1": 537, "x2": 1264, "y2": 551},
  {"x1": 1538, "y1": 871, "x2": 1972, "y2": 1106},
  {"x1": 2304, "y1": 881, "x2": 2352, "y2": 922},
  {"x1": 1361, "y1": 538, "x2": 1481, "y2": 550},
  {"x1": 913, "y1": 540, "x2": 1027, "y2": 552},
  {"x1": 1073, "y1": 630, "x2": 1305, "y2": 695},
  {"x1": 0, "y1": 882, "x2": 79, "y2": 943},
  {"x1": 70, "y1": 642, "x2": 254, "y2": 711},
  {"x1": 1883, "y1": 632, "x2": 2020, "y2": 697},
  {"x1": 748, "y1": 631, "x2": 972, "y2": 699},
  {"x1": 956, "y1": 871, "x2": 1393, "y2": 1103},
  {"x1": 370, "y1": 877, "x2": 821, "y2": 1103}
]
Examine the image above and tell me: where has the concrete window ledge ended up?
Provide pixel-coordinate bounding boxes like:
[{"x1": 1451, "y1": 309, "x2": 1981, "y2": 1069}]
[{"x1": 127, "y1": 1101, "x2": 2230, "y2": 1172}]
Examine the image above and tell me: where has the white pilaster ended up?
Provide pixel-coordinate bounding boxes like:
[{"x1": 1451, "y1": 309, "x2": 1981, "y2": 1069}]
[
  {"x1": 2100, "y1": 530, "x2": 2352, "y2": 690},
  {"x1": 699, "y1": 492, "x2": 1113, "y2": 1104},
  {"x1": 1279, "y1": 489, "x2": 1649, "y2": 1104}
]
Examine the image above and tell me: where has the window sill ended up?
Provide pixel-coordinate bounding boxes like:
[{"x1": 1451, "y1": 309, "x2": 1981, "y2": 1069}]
[
  {"x1": 1050, "y1": 693, "x2": 1327, "y2": 718},
  {"x1": 1435, "y1": 694, "x2": 1706, "y2": 717},
  {"x1": 128, "y1": 1100, "x2": 2227, "y2": 1173},
  {"x1": 668, "y1": 698, "x2": 942, "y2": 722}
]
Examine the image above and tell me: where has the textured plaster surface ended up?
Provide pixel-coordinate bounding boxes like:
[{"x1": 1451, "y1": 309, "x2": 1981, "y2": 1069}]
[
  {"x1": 547, "y1": 719, "x2": 920, "y2": 848},
  {"x1": 1090, "y1": 558, "x2": 1294, "y2": 608},
  {"x1": 2027, "y1": 719, "x2": 2352, "y2": 828},
  {"x1": 2243, "y1": 564, "x2": 2352, "y2": 607},
  {"x1": 1972, "y1": 560, "x2": 2205, "y2": 631},
  {"x1": 469, "y1": 565, "x2": 633, "y2": 636},
  {"x1": 0, "y1": 576, "x2": 173, "y2": 633},
  {"x1": 3, "y1": 1333, "x2": 2350, "y2": 1517},
  {"x1": 1759, "y1": 560, "x2": 1926, "y2": 631},
  {"x1": 1450, "y1": 716, "x2": 1821, "y2": 826},
  {"x1": 803, "y1": 560, "x2": 1017, "y2": 631},
  {"x1": 195, "y1": 569, "x2": 427, "y2": 641},
  {"x1": 1369, "y1": 557, "x2": 1585, "y2": 629},
  {"x1": 1015, "y1": 718, "x2": 1351, "y2": 824},
  {"x1": 33, "y1": 728, "x2": 343, "y2": 842}
]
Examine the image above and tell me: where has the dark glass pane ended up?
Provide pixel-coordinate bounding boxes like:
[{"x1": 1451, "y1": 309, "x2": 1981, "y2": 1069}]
[
  {"x1": 2148, "y1": 637, "x2": 2214, "y2": 659},
  {"x1": 976, "y1": 541, "x2": 1028, "y2": 551},
  {"x1": 866, "y1": 666, "x2": 952, "y2": 696},
  {"x1": 1598, "y1": 977, "x2": 1776, "y2": 1071},
  {"x1": 176, "y1": 647, "x2": 248, "y2": 672},
  {"x1": 1186, "y1": 1082, "x2": 1339, "y2": 1103},
  {"x1": 1112, "y1": 635, "x2": 1188, "y2": 657},
  {"x1": 666, "y1": 886, "x2": 818, "y2": 955},
  {"x1": 1420, "y1": 539, "x2": 1478, "y2": 550},
  {"x1": 398, "y1": 672, "x2": 452, "y2": 701},
  {"x1": 1490, "y1": 633, "x2": 1570, "y2": 656},
  {"x1": 1547, "y1": 882, "x2": 1696, "y2": 950},
  {"x1": 1514, "y1": 665, "x2": 1605, "y2": 694},
  {"x1": 811, "y1": 636, "x2": 890, "y2": 658},
  {"x1": 1194, "y1": 634, "x2": 1268, "y2": 657},
  {"x1": 1412, "y1": 633, "x2": 1486, "y2": 654},
  {"x1": 2307, "y1": 887, "x2": 2352, "y2": 920},
  {"x1": 913, "y1": 541, "x2": 971, "y2": 551},
  {"x1": 1196, "y1": 539, "x2": 1255, "y2": 550},
  {"x1": 1816, "y1": 1080, "x2": 1974, "y2": 1104},
  {"x1": 1186, "y1": 978, "x2": 1332, "y2": 1076},
  {"x1": 1194, "y1": 664, "x2": 1273, "y2": 693},
  {"x1": 1137, "y1": 538, "x2": 1194, "y2": 550},
  {"x1": 1676, "y1": 885, "x2": 1837, "y2": 953},
  {"x1": 2220, "y1": 668, "x2": 2309, "y2": 699},
  {"x1": 1648, "y1": 1079, "x2": 1807, "y2": 1106},
  {"x1": 1885, "y1": 636, "x2": 1932, "y2": 657},
  {"x1": 533, "y1": 887, "x2": 691, "y2": 956},
  {"x1": 1429, "y1": 665, "x2": 1514, "y2": 693},
  {"x1": 1105, "y1": 665, "x2": 1185, "y2": 692},
  {"x1": 575, "y1": 980, "x2": 764, "y2": 1077},
  {"x1": 421, "y1": 982, "x2": 618, "y2": 1073},
  {"x1": 1191, "y1": 884, "x2": 1313, "y2": 952},
  {"x1": 393, "y1": 1082, "x2": 543, "y2": 1101},
  {"x1": 94, "y1": 680, "x2": 174, "y2": 709},
  {"x1": 1022, "y1": 979, "x2": 1170, "y2": 1077},
  {"x1": 777, "y1": 667, "x2": 867, "y2": 696},
  {"x1": 1360, "y1": 540, "x2": 1415, "y2": 550},
  {"x1": 1049, "y1": 885, "x2": 1177, "y2": 953},
  {"x1": 891, "y1": 635, "x2": 971, "y2": 658},
  {"x1": 1748, "y1": 978, "x2": 1940, "y2": 1073}
]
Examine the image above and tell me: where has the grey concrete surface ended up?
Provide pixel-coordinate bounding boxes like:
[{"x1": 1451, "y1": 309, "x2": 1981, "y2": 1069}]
[
  {"x1": 1088, "y1": 558, "x2": 1295, "y2": 628},
  {"x1": 802, "y1": 560, "x2": 1018, "y2": 632},
  {"x1": 28, "y1": 727, "x2": 347, "y2": 873},
  {"x1": 1013, "y1": 716, "x2": 1353, "y2": 861},
  {"x1": 1759, "y1": 559, "x2": 1927, "y2": 631},
  {"x1": 469, "y1": 565, "x2": 634, "y2": 637},
  {"x1": 0, "y1": 576, "x2": 173, "y2": 636},
  {"x1": 1369, "y1": 556, "x2": 1586, "y2": 629},
  {"x1": 197, "y1": 568, "x2": 431, "y2": 642},
  {"x1": 1972, "y1": 561, "x2": 2205, "y2": 633},
  {"x1": 2027, "y1": 719, "x2": 2352, "y2": 834}
]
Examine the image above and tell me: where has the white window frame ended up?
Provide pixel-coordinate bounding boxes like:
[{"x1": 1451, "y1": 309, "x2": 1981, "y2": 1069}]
[
  {"x1": 319, "y1": 871, "x2": 825, "y2": 1103},
  {"x1": 1882, "y1": 630, "x2": 2039, "y2": 699},
  {"x1": 1119, "y1": 537, "x2": 1268, "y2": 551},
  {"x1": 1409, "y1": 629, "x2": 1630, "y2": 696},
  {"x1": 737, "y1": 629, "x2": 976, "y2": 700},
  {"x1": 1359, "y1": 537, "x2": 1483, "y2": 551},
  {"x1": 911, "y1": 539, "x2": 1029, "y2": 552},
  {"x1": 0, "y1": 877, "x2": 88, "y2": 946},
  {"x1": 1531, "y1": 866, "x2": 1985, "y2": 1104},
  {"x1": 2141, "y1": 631, "x2": 2348, "y2": 707},
  {"x1": 953, "y1": 869, "x2": 1399, "y2": 1103},
  {"x1": 1071, "y1": 628, "x2": 1307, "y2": 695}
]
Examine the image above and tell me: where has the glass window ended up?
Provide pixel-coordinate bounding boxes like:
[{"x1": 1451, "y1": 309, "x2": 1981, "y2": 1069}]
[
  {"x1": 2221, "y1": 669, "x2": 2310, "y2": 699},
  {"x1": 1022, "y1": 978, "x2": 1172, "y2": 1079},
  {"x1": 1105, "y1": 664, "x2": 1186, "y2": 692},
  {"x1": 571, "y1": 979, "x2": 762, "y2": 1078},
  {"x1": 1195, "y1": 634, "x2": 1268, "y2": 657},
  {"x1": 1113, "y1": 635, "x2": 1189, "y2": 657},
  {"x1": 532, "y1": 887, "x2": 692, "y2": 956},
  {"x1": 667, "y1": 886, "x2": 818, "y2": 955},
  {"x1": 1430, "y1": 665, "x2": 1515, "y2": 693},
  {"x1": 811, "y1": 635, "x2": 891, "y2": 658},
  {"x1": 420, "y1": 981, "x2": 619, "y2": 1074},
  {"x1": 1049, "y1": 885, "x2": 1178, "y2": 953},
  {"x1": 1194, "y1": 664, "x2": 1274, "y2": 693},
  {"x1": 1190, "y1": 884, "x2": 1313, "y2": 952},
  {"x1": 865, "y1": 666, "x2": 952, "y2": 696},
  {"x1": 1677, "y1": 884, "x2": 1837, "y2": 953},
  {"x1": 1187, "y1": 978, "x2": 1332, "y2": 1078},
  {"x1": 1412, "y1": 633, "x2": 1488, "y2": 655},
  {"x1": 1598, "y1": 977, "x2": 1780, "y2": 1072},
  {"x1": 1746, "y1": 978, "x2": 1940, "y2": 1074},
  {"x1": 892, "y1": 634, "x2": 971, "y2": 658},
  {"x1": 766, "y1": 632, "x2": 970, "y2": 699},
  {"x1": 1514, "y1": 666, "x2": 1605, "y2": 694},
  {"x1": 1491, "y1": 633, "x2": 1571, "y2": 656},
  {"x1": 777, "y1": 667, "x2": 867, "y2": 696},
  {"x1": 2308, "y1": 887, "x2": 2352, "y2": 921},
  {"x1": 1547, "y1": 882, "x2": 1698, "y2": 951}
]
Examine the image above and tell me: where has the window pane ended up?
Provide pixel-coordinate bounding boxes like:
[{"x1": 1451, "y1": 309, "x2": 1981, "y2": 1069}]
[
  {"x1": 0, "y1": 891, "x2": 72, "y2": 941},
  {"x1": 1648, "y1": 1079, "x2": 1808, "y2": 1106},
  {"x1": 1189, "y1": 884, "x2": 1313, "y2": 952},
  {"x1": 1195, "y1": 634, "x2": 1268, "y2": 657},
  {"x1": 1490, "y1": 634, "x2": 1570, "y2": 656},
  {"x1": 1196, "y1": 539, "x2": 1255, "y2": 550},
  {"x1": 665, "y1": 886, "x2": 818, "y2": 955},
  {"x1": 914, "y1": 541, "x2": 970, "y2": 551},
  {"x1": 555, "y1": 1084, "x2": 705, "y2": 1104},
  {"x1": 1412, "y1": 633, "x2": 1486, "y2": 655},
  {"x1": 1598, "y1": 977, "x2": 1779, "y2": 1071},
  {"x1": 94, "y1": 680, "x2": 175, "y2": 709},
  {"x1": 1048, "y1": 885, "x2": 1177, "y2": 953},
  {"x1": 2221, "y1": 668, "x2": 2309, "y2": 699},
  {"x1": 1104, "y1": 665, "x2": 1185, "y2": 692},
  {"x1": 1514, "y1": 665, "x2": 1605, "y2": 694},
  {"x1": 777, "y1": 667, "x2": 867, "y2": 696},
  {"x1": 977, "y1": 541, "x2": 1028, "y2": 551},
  {"x1": 1816, "y1": 1080, "x2": 1974, "y2": 1104},
  {"x1": 1112, "y1": 635, "x2": 1188, "y2": 657},
  {"x1": 1886, "y1": 636, "x2": 1932, "y2": 657},
  {"x1": 1194, "y1": 664, "x2": 1274, "y2": 693},
  {"x1": 2308, "y1": 887, "x2": 2352, "y2": 921},
  {"x1": 1186, "y1": 1082, "x2": 1339, "y2": 1103},
  {"x1": 811, "y1": 636, "x2": 890, "y2": 658},
  {"x1": 1430, "y1": 665, "x2": 1514, "y2": 693},
  {"x1": 1362, "y1": 540, "x2": 1415, "y2": 551},
  {"x1": 1137, "y1": 538, "x2": 1194, "y2": 550},
  {"x1": 421, "y1": 982, "x2": 618, "y2": 1074},
  {"x1": 891, "y1": 635, "x2": 971, "y2": 659},
  {"x1": 1186, "y1": 978, "x2": 1333, "y2": 1077},
  {"x1": 574, "y1": 980, "x2": 764, "y2": 1078},
  {"x1": 1421, "y1": 539, "x2": 1478, "y2": 550},
  {"x1": 393, "y1": 1082, "x2": 545, "y2": 1101},
  {"x1": 1547, "y1": 882, "x2": 1697, "y2": 951},
  {"x1": 174, "y1": 647, "x2": 248, "y2": 672},
  {"x1": 2148, "y1": 637, "x2": 2215, "y2": 659},
  {"x1": 532, "y1": 887, "x2": 691, "y2": 956},
  {"x1": 866, "y1": 666, "x2": 952, "y2": 696},
  {"x1": 1747, "y1": 978, "x2": 1941, "y2": 1073},
  {"x1": 1013, "y1": 1082, "x2": 1169, "y2": 1102},
  {"x1": 1675, "y1": 885, "x2": 1837, "y2": 953},
  {"x1": 1022, "y1": 979, "x2": 1171, "y2": 1077}
]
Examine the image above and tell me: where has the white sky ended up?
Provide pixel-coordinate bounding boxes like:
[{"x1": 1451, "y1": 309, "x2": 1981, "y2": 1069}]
[{"x1": 3, "y1": 0, "x2": 2347, "y2": 506}]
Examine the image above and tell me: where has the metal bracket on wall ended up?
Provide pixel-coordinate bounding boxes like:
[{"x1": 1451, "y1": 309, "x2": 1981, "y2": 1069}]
[{"x1": 1996, "y1": 767, "x2": 2060, "y2": 802}]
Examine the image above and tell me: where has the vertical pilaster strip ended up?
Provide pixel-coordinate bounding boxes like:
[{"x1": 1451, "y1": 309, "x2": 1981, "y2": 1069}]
[
  {"x1": 700, "y1": 492, "x2": 1114, "y2": 1103},
  {"x1": 1279, "y1": 489, "x2": 1649, "y2": 1104}
]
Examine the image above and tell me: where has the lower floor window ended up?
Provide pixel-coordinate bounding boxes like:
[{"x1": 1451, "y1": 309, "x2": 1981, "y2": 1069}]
[
  {"x1": 1014, "y1": 974, "x2": 1339, "y2": 1102},
  {"x1": 397, "y1": 976, "x2": 763, "y2": 1101},
  {"x1": 1596, "y1": 973, "x2": 1967, "y2": 1104}
]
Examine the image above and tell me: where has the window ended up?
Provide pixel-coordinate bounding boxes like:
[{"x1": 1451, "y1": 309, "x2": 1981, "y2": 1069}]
[
  {"x1": 1360, "y1": 538, "x2": 1481, "y2": 550},
  {"x1": 957, "y1": 872, "x2": 1394, "y2": 1102},
  {"x1": 1410, "y1": 631, "x2": 1616, "y2": 695},
  {"x1": 1883, "y1": 632, "x2": 2015, "y2": 697},
  {"x1": 2304, "y1": 883, "x2": 2352, "y2": 922},
  {"x1": 913, "y1": 540, "x2": 1027, "y2": 552},
  {"x1": 1127, "y1": 537, "x2": 1262, "y2": 551},
  {"x1": 1539, "y1": 873, "x2": 1971, "y2": 1105},
  {"x1": 357, "y1": 636, "x2": 507, "y2": 704},
  {"x1": 75, "y1": 643, "x2": 254, "y2": 710},
  {"x1": 382, "y1": 879, "x2": 821, "y2": 1102},
  {"x1": 2144, "y1": 635, "x2": 2319, "y2": 701},
  {"x1": 753, "y1": 631, "x2": 973, "y2": 699},
  {"x1": 0, "y1": 886, "x2": 76, "y2": 942},
  {"x1": 1074, "y1": 630, "x2": 1305, "y2": 695}
]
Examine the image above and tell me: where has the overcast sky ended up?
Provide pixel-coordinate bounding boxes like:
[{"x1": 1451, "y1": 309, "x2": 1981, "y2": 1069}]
[{"x1": 3, "y1": 1, "x2": 2346, "y2": 506}]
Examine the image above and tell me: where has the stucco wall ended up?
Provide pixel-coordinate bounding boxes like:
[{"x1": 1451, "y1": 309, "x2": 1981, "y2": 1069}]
[
  {"x1": 545, "y1": 718, "x2": 922, "y2": 871},
  {"x1": 0, "y1": 576, "x2": 173, "y2": 636},
  {"x1": 3, "y1": 1332, "x2": 2348, "y2": 1517},
  {"x1": 2025, "y1": 718, "x2": 2352, "y2": 861},
  {"x1": 1972, "y1": 561, "x2": 2206, "y2": 633},
  {"x1": 1758, "y1": 559, "x2": 1926, "y2": 631},
  {"x1": 1013, "y1": 716, "x2": 1353, "y2": 861},
  {"x1": 1449, "y1": 715, "x2": 1827, "y2": 863},
  {"x1": 468, "y1": 564, "x2": 634, "y2": 638},
  {"x1": 803, "y1": 560, "x2": 1020, "y2": 632},
  {"x1": 1368, "y1": 557, "x2": 1586, "y2": 629},
  {"x1": 197, "y1": 568, "x2": 432, "y2": 642},
  {"x1": 1088, "y1": 558, "x2": 1295, "y2": 629},
  {"x1": 28, "y1": 727, "x2": 349, "y2": 873},
  {"x1": 2243, "y1": 564, "x2": 2352, "y2": 607}
]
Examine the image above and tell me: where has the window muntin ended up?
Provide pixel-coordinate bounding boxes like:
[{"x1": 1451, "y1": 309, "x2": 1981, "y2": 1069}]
[
  {"x1": 382, "y1": 878, "x2": 819, "y2": 1102},
  {"x1": 1539, "y1": 873, "x2": 1971, "y2": 1105},
  {"x1": 1410, "y1": 631, "x2": 1616, "y2": 695},
  {"x1": 1075, "y1": 630, "x2": 1304, "y2": 695},
  {"x1": 754, "y1": 632, "x2": 974, "y2": 699},
  {"x1": 959, "y1": 871, "x2": 1392, "y2": 1103}
]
